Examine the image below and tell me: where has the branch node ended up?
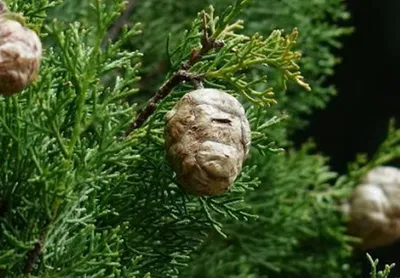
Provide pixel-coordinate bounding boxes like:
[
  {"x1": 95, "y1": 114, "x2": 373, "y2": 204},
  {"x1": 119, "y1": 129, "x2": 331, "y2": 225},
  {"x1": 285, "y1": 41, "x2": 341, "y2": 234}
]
[{"x1": 124, "y1": 10, "x2": 222, "y2": 137}]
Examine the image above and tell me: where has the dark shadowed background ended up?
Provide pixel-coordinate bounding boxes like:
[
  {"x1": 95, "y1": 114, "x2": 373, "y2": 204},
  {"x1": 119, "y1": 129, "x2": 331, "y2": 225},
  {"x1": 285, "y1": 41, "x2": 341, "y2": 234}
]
[{"x1": 294, "y1": 0, "x2": 400, "y2": 276}]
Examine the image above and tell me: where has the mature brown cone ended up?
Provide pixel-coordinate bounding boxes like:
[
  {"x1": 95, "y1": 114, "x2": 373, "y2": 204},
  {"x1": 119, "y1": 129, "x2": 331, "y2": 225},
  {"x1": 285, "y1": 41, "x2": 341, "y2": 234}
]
[
  {"x1": 164, "y1": 88, "x2": 251, "y2": 196},
  {"x1": 0, "y1": 15, "x2": 42, "y2": 96},
  {"x1": 346, "y1": 166, "x2": 400, "y2": 249}
]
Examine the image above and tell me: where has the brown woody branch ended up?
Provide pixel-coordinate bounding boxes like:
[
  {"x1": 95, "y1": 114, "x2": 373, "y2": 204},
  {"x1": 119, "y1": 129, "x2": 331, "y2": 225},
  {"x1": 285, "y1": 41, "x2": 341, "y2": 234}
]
[
  {"x1": 124, "y1": 71, "x2": 204, "y2": 137},
  {"x1": 124, "y1": 12, "x2": 223, "y2": 137},
  {"x1": 23, "y1": 230, "x2": 46, "y2": 276}
]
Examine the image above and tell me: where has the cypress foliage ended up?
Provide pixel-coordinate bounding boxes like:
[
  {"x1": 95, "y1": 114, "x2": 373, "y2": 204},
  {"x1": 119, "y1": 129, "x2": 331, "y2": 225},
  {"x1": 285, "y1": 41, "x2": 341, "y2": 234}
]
[{"x1": 0, "y1": 0, "x2": 397, "y2": 277}]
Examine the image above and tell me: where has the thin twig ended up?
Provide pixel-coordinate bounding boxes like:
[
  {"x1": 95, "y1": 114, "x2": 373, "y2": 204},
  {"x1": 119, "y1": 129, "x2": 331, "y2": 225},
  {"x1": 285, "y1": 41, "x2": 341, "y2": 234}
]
[
  {"x1": 102, "y1": 0, "x2": 138, "y2": 48},
  {"x1": 124, "y1": 11, "x2": 224, "y2": 137},
  {"x1": 124, "y1": 71, "x2": 204, "y2": 137},
  {"x1": 182, "y1": 12, "x2": 220, "y2": 70},
  {"x1": 23, "y1": 230, "x2": 45, "y2": 276}
]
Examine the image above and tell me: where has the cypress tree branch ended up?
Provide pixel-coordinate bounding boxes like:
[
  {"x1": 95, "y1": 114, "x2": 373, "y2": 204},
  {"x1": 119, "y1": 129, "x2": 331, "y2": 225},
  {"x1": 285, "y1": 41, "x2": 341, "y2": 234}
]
[
  {"x1": 124, "y1": 12, "x2": 223, "y2": 137},
  {"x1": 182, "y1": 12, "x2": 224, "y2": 70},
  {"x1": 102, "y1": 0, "x2": 138, "y2": 48},
  {"x1": 23, "y1": 230, "x2": 46, "y2": 276},
  {"x1": 124, "y1": 70, "x2": 204, "y2": 137}
]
